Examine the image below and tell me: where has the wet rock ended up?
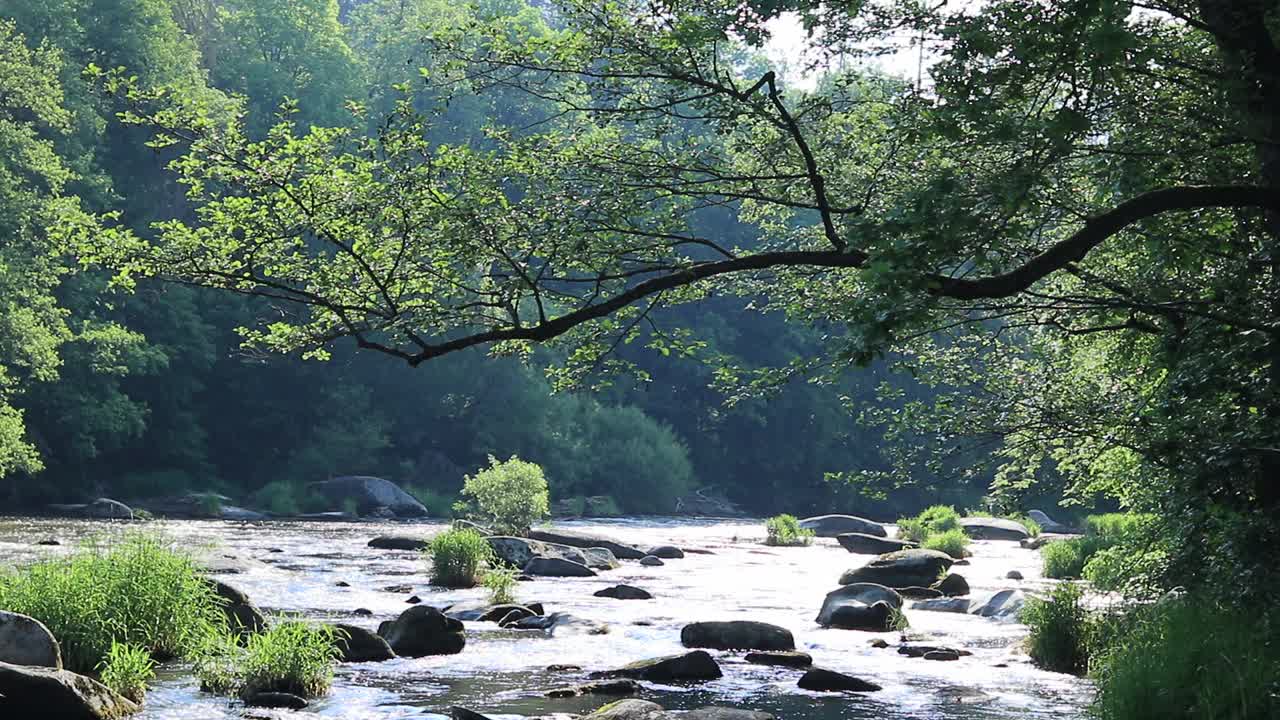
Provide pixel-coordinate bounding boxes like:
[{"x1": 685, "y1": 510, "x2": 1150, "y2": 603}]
[
  {"x1": 475, "y1": 604, "x2": 538, "y2": 623},
  {"x1": 797, "y1": 515, "x2": 886, "y2": 538},
  {"x1": 266, "y1": 548, "x2": 284, "y2": 553},
  {"x1": 838, "y1": 549, "x2": 954, "y2": 589},
  {"x1": 308, "y1": 476, "x2": 428, "y2": 518},
  {"x1": 680, "y1": 621, "x2": 795, "y2": 651},
  {"x1": 1028, "y1": 509, "x2": 1073, "y2": 534},
  {"x1": 683, "y1": 548, "x2": 716, "y2": 555},
  {"x1": 488, "y1": 537, "x2": 589, "y2": 568},
  {"x1": 910, "y1": 597, "x2": 970, "y2": 614},
  {"x1": 85, "y1": 498, "x2": 133, "y2": 520},
  {"x1": 591, "y1": 650, "x2": 722, "y2": 682},
  {"x1": 678, "y1": 709, "x2": 774, "y2": 720},
  {"x1": 547, "y1": 664, "x2": 583, "y2": 672},
  {"x1": 0, "y1": 612, "x2": 61, "y2": 669},
  {"x1": 898, "y1": 587, "x2": 942, "y2": 600},
  {"x1": 379, "y1": 606, "x2": 466, "y2": 657},
  {"x1": 836, "y1": 533, "x2": 917, "y2": 554},
  {"x1": 797, "y1": 667, "x2": 881, "y2": 692},
  {"x1": 209, "y1": 580, "x2": 267, "y2": 635},
  {"x1": 332, "y1": 624, "x2": 394, "y2": 662},
  {"x1": 816, "y1": 583, "x2": 903, "y2": 628},
  {"x1": 744, "y1": 650, "x2": 812, "y2": 667},
  {"x1": 868, "y1": 638, "x2": 889, "y2": 649},
  {"x1": 526, "y1": 529, "x2": 646, "y2": 560},
  {"x1": 383, "y1": 584, "x2": 413, "y2": 593},
  {"x1": 451, "y1": 707, "x2": 495, "y2": 720},
  {"x1": 0, "y1": 660, "x2": 140, "y2": 718},
  {"x1": 525, "y1": 557, "x2": 597, "y2": 577},
  {"x1": 353, "y1": 608, "x2": 373, "y2": 616},
  {"x1": 646, "y1": 546, "x2": 684, "y2": 559},
  {"x1": 244, "y1": 691, "x2": 308, "y2": 709},
  {"x1": 925, "y1": 650, "x2": 961, "y2": 661},
  {"x1": 335, "y1": 581, "x2": 351, "y2": 588},
  {"x1": 958, "y1": 517, "x2": 1030, "y2": 541},
  {"x1": 936, "y1": 573, "x2": 969, "y2": 597},
  {"x1": 595, "y1": 585, "x2": 652, "y2": 600},
  {"x1": 1006, "y1": 570, "x2": 1024, "y2": 580},
  {"x1": 585, "y1": 699, "x2": 665, "y2": 719},
  {"x1": 897, "y1": 645, "x2": 970, "y2": 658},
  {"x1": 546, "y1": 679, "x2": 640, "y2": 698},
  {"x1": 968, "y1": 589, "x2": 1026, "y2": 620},
  {"x1": 639, "y1": 556, "x2": 664, "y2": 567},
  {"x1": 36, "y1": 539, "x2": 60, "y2": 546},
  {"x1": 581, "y1": 547, "x2": 621, "y2": 570},
  {"x1": 368, "y1": 536, "x2": 429, "y2": 551},
  {"x1": 406, "y1": 596, "x2": 422, "y2": 604},
  {"x1": 512, "y1": 612, "x2": 605, "y2": 636}
]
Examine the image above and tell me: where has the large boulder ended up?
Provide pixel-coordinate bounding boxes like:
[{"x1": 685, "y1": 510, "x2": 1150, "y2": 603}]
[
  {"x1": 591, "y1": 651, "x2": 722, "y2": 682},
  {"x1": 487, "y1": 537, "x2": 588, "y2": 568},
  {"x1": 84, "y1": 499, "x2": 133, "y2": 520},
  {"x1": 838, "y1": 549, "x2": 954, "y2": 589},
  {"x1": 526, "y1": 529, "x2": 645, "y2": 560},
  {"x1": 0, "y1": 661, "x2": 140, "y2": 719},
  {"x1": 331, "y1": 624, "x2": 394, "y2": 662},
  {"x1": 958, "y1": 517, "x2": 1030, "y2": 541},
  {"x1": 1027, "y1": 510, "x2": 1073, "y2": 534},
  {"x1": 797, "y1": 515, "x2": 886, "y2": 538},
  {"x1": 0, "y1": 612, "x2": 61, "y2": 669},
  {"x1": 524, "y1": 557, "x2": 597, "y2": 578},
  {"x1": 368, "y1": 536, "x2": 429, "y2": 551},
  {"x1": 680, "y1": 621, "x2": 794, "y2": 651},
  {"x1": 837, "y1": 533, "x2": 917, "y2": 554},
  {"x1": 307, "y1": 476, "x2": 428, "y2": 518},
  {"x1": 209, "y1": 580, "x2": 266, "y2": 635},
  {"x1": 816, "y1": 583, "x2": 902, "y2": 629},
  {"x1": 968, "y1": 589, "x2": 1026, "y2": 620},
  {"x1": 797, "y1": 667, "x2": 881, "y2": 692},
  {"x1": 378, "y1": 606, "x2": 466, "y2": 656},
  {"x1": 581, "y1": 547, "x2": 621, "y2": 570}
]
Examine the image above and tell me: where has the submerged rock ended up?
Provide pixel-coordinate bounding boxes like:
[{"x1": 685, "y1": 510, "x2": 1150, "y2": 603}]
[
  {"x1": 898, "y1": 586, "x2": 943, "y2": 600},
  {"x1": 816, "y1": 583, "x2": 903, "y2": 628},
  {"x1": 368, "y1": 535, "x2": 429, "y2": 551},
  {"x1": 958, "y1": 517, "x2": 1030, "y2": 541},
  {"x1": 797, "y1": 667, "x2": 881, "y2": 692},
  {"x1": 244, "y1": 691, "x2": 308, "y2": 709},
  {"x1": 680, "y1": 621, "x2": 795, "y2": 651},
  {"x1": 591, "y1": 650, "x2": 722, "y2": 682},
  {"x1": 451, "y1": 708, "x2": 496, "y2": 720},
  {"x1": 639, "y1": 556, "x2": 664, "y2": 567},
  {"x1": 797, "y1": 515, "x2": 886, "y2": 538},
  {"x1": 379, "y1": 606, "x2": 465, "y2": 657},
  {"x1": 0, "y1": 611, "x2": 61, "y2": 669},
  {"x1": 308, "y1": 476, "x2": 428, "y2": 518},
  {"x1": 679, "y1": 710, "x2": 775, "y2": 720},
  {"x1": 897, "y1": 645, "x2": 971, "y2": 658},
  {"x1": 545, "y1": 679, "x2": 640, "y2": 698},
  {"x1": 910, "y1": 597, "x2": 970, "y2": 614},
  {"x1": 0, "y1": 660, "x2": 140, "y2": 719},
  {"x1": 744, "y1": 650, "x2": 812, "y2": 667},
  {"x1": 838, "y1": 549, "x2": 954, "y2": 588},
  {"x1": 332, "y1": 624, "x2": 394, "y2": 662},
  {"x1": 646, "y1": 546, "x2": 684, "y2": 559},
  {"x1": 925, "y1": 649, "x2": 961, "y2": 661},
  {"x1": 526, "y1": 529, "x2": 646, "y2": 560},
  {"x1": 836, "y1": 533, "x2": 916, "y2": 554},
  {"x1": 594, "y1": 585, "x2": 652, "y2": 600}
]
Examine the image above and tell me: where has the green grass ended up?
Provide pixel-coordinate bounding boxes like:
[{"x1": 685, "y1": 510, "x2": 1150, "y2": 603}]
[
  {"x1": 897, "y1": 505, "x2": 961, "y2": 543},
  {"x1": 1042, "y1": 539, "x2": 1092, "y2": 578},
  {"x1": 921, "y1": 528, "x2": 971, "y2": 558},
  {"x1": 1092, "y1": 600, "x2": 1279, "y2": 720},
  {"x1": 764, "y1": 514, "x2": 814, "y2": 546},
  {"x1": 405, "y1": 485, "x2": 456, "y2": 517},
  {"x1": 425, "y1": 528, "x2": 492, "y2": 587},
  {"x1": 483, "y1": 566, "x2": 518, "y2": 605},
  {"x1": 1042, "y1": 513, "x2": 1155, "y2": 580},
  {"x1": 98, "y1": 641, "x2": 155, "y2": 703},
  {"x1": 195, "y1": 620, "x2": 340, "y2": 699},
  {"x1": 1022, "y1": 581, "x2": 1095, "y2": 674},
  {"x1": 0, "y1": 533, "x2": 226, "y2": 675}
]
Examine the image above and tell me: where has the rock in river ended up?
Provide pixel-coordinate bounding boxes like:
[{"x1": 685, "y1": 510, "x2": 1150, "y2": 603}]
[
  {"x1": 244, "y1": 691, "x2": 308, "y2": 709},
  {"x1": 910, "y1": 597, "x2": 970, "y2": 614},
  {"x1": 0, "y1": 611, "x2": 61, "y2": 669},
  {"x1": 744, "y1": 651, "x2": 812, "y2": 667},
  {"x1": 209, "y1": 580, "x2": 267, "y2": 635},
  {"x1": 368, "y1": 535, "x2": 428, "y2": 551},
  {"x1": 586, "y1": 699, "x2": 666, "y2": 719},
  {"x1": 797, "y1": 514, "x2": 887, "y2": 538},
  {"x1": 639, "y1": 556, "x2": 664, "y2": 566},
  {"x1": 646, "y1": 545, "x2": 684, "y2": 559},
  {"x1": 595, "y1": 584, "x2": 652, "y2": 600},
  {"x1": 958, "y1": 517, "x2": 1030, "y2": 541},
  {"x1": 487, "y1": 536, "x2": 588, "y2": 568},
  {"x1": 332, "y1": 623, "x2": 394, "y2": 662},
  {"x1": 838, "y1": 549, "x2": 954, "y2": 589},
  {"x1": 526, "y1": 529, "x2": 646, "y2": 560},
  {"x1": 936, "y1": 573, "x2": 970, "y2": 597},
  {"x1": 837, "y1": 533, "x2": 916, "y2": 554},
  {"x1": 968, "y1": 589, "x2": 1026, "y2": 620},
  {"x1": 1027, "y1": 509, "x2": 1073, "y2": 534},
  {"x1": 816, "y1": 583, "x2": 903, "y2": 629},
  {"x1": 680, "y1": 621, "x2": 795, "y2": 651},
  {"x1": 545, "y1": 679, "x2": 640, "y2": 698},
  {"x1": 0, "y1": 660, "x2": 140, "y2": 719},
  {"x1": 591, "y1": 650, "x2": 722, "y2": 682},
  {"x1": 524, "y1": 557, "x2": 597, "y2": 578},
  {"x1": 308, "y1": 476, "x2": 428, "y2": 518},
  {"x1": 378, "y1": 606, "x2": 465, "y2": 657},
  {"x1": 797, "y1": 667, "x2": 882, "y2": 692}
]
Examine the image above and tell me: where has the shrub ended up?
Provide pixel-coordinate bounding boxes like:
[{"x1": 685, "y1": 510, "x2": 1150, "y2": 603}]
[
  {"x1": 1085, "y1": 513, "x2": 1150, "y2": 540},
  {"x1": 405, "y1": 485, "x2": 456, "y2": 517},
  {"x1": 425, "y1": 528, "x2": 492, "y2": 587},
  {"x1": 195, "y1": 620, "x2": 340, "y2": 699},
  {"x1": 483, "y1": 566, "x2": 518, "y2": 605},
  {"x1": 98, "y1": 642, "x2": 154, "y2": 703},
  {"x1": 764, "y1": 514, "x2": 814, "y2": 546},
  {"x1": 459, "y1": 455, "x2": 549, "y2": 535},
  {"x1": 1042, "y1": 539, "x2": 1090, "y2": 578},
  {"x1": 922, "y1": 528, "x2": 971, "y2": 559},
  {"x1": 896, "y1": 505, "x2": 961, "y2": 543},
  {"x1": 0, "y1": 533, "x2": 225, "y2": 674},
  {"x1": 1092, "y1": 600, "x2": 1279, "y2": 720},
  {"x1": 252, "y1": 481, "x2": 302, "y2": 516},
  {"x1": 1023, "y1": 581, "x2": 1095, "y2": 674}
]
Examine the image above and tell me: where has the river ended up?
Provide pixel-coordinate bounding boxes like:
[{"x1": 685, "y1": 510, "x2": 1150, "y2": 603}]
[{"x1": 0, "y1": 516, "x2": 1093, "y2": 719}]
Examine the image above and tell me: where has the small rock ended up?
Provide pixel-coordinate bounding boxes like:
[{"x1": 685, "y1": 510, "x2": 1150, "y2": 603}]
[
  {"x1": 406, "y1": 596, "x2": 422, "y2": 604},
  {"x1": 639, "y1": 556, "x2": 664, "y2": 566},
  {"x1": 898, "y1": 586, "x2": 943, "y2": 599},
  {"x1": 585, "y1": 699, "x2": 665, "y2": 719},
  {"x1": 681, "y1": 709, "x2": 775, "y2": 720},
  {"x1": 244, "y1": 691, "x2": 308, "y2": 709},
  {"x1": 1006, "y1": 570, "x2": 1024, "y2": 580},
  {"x1": 646, "y1": 545, "x2": 684, "y2": 559},
  {"x1": 837, "y1": 533, "x2": 917, "y2": 554},
  {"x1": 353, "y1": 608, "x2": 373, "y2": 616},
  {"x1": 958, "y1": 517, "x2": 1030, "y2": 541},
  {"x1": 868, "y1": 638, "x2": 889, "y2": 649},
  {"x1": 910, "y1": 597, "x2": 970, "y2": 614},
  {"x1": 35, "y1": 539, "x2": 59, "y2": 546},
  {"x1": 594, "y1": 585, "x2": 652, "y2": 600},
  {"x1": 924, "y1": 650, "x2": 961, "y2": 661},
  {"x1": 797, "y1": 667, "x2": 881, "y2": 692},
  {"x1": 797, "y1": 515, "x2": 887, "y2": 538},
  {"x1": 744, "y1": 650, "x2": 812, "y2": 667},
  {"x1": 547, "y1": 664, "x2": 583, "y2": 672},
  {"x1": 936, "y1": 573, "x2": 969, "y2": 597},
  {"x1": 451, "y1": 707, "x2": 495, "y2": 720},
  {"x1": 838, "y1": 549, "x2": 954, "y2": 588},
  {"x1": 209, "y1": 580, "x2": 267, "y2": 635},
  {"x1": 897, "y1": 645, "x2": 972, "y2": 658},
  {"x1": 335, "y1": 581, "x2": 351, "y2": 588},
  {"x1": 368, "y1": 535, "x2": 429, "y2": 551},
  {"x1": 545, "y1": 679, "x2": 640, "y2": 698},
  {"x1": 383, "y1": 584, "x2": 413, "y2": 593}
]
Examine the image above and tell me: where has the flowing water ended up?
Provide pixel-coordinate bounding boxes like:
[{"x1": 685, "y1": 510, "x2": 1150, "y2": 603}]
[{"x1": 0, "y1": 516, "x2": 1093, "y2": 719}]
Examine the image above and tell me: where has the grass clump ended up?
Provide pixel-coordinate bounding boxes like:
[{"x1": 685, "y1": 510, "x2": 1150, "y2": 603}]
[
  {"x1": 457, "y1": 455, "x2": 549, "y2": 535},
  {"x1": 195, "y1": 620, "x2": 340, "y2": 699},
  {"x1": 0, "y1": 533, "x2": 226, "y2": 675},
  {"x1": 921, "y1": 528, "x2": 971, "y2": 559},
  {"x1": 405, "y1": 485, "x2": 456, "y2": 517},
  {"x1": 1042, "y1": 539, "x2": 1093, "y2": 578},
  {"x1": 896, "y1": 505, "x2": 961, "y2": 543},
  {"x1": 425, "y1": 527, "x2": 492, "y2": 587},
  {"x1": 98, "y1": 641, "x2": 155, "y2": 702},
  {"x1": 483, "y1": 566, "x2": 519, "y2": 605},
  {"x1": 764, "y1": 514, "x2": 814, "y2": 546},
  {"x1": 1092, "y1": 600, "x2": 1279, "y2": 720},
  {"x1": 1022, "y1": 581, "x2": 1096, "y2": 674},
  {"x1": 1042, "y1": 513, "x2": 1155, "y2": 580}
]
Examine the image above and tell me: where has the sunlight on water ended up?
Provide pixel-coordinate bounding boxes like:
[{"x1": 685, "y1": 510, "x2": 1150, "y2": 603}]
[{"x1": 0, "y1": 516, "x2": 1092, "y2": 719}]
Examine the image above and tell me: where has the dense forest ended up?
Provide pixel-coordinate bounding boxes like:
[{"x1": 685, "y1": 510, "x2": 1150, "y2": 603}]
[{"x1": 0, "y1": 0, "x2": 986, "y2": 517}]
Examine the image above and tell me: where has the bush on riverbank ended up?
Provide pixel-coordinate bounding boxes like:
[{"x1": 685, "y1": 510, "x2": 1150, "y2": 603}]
[
  {"x1": 0, "y1": 533, "x2": 226, "y2": 675},
  {"x1": 921, "y1": 528, "x2": 970, "y2": 558},
  {"x1": 196, "y1": 620, "x2": 340, "y2": 699},
  {"x1": 425, "y1": 528, "x2": 492, "y2": 587},
  {"x1": 1022, "y1": 582, "x2": 1097, "y2": 674},
  {"x1": 457, "y1": 455, "x2": 549, "y2": 535},
  {"x1": 1042, "y1": 512, "x2": 1155, "y2": 579},
  {"x1": 764, "y1": 514, "x2": 813, "y2": 546},
  {"x1": 896, "y1": 505, "x2": 961, "y2": 543}
]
